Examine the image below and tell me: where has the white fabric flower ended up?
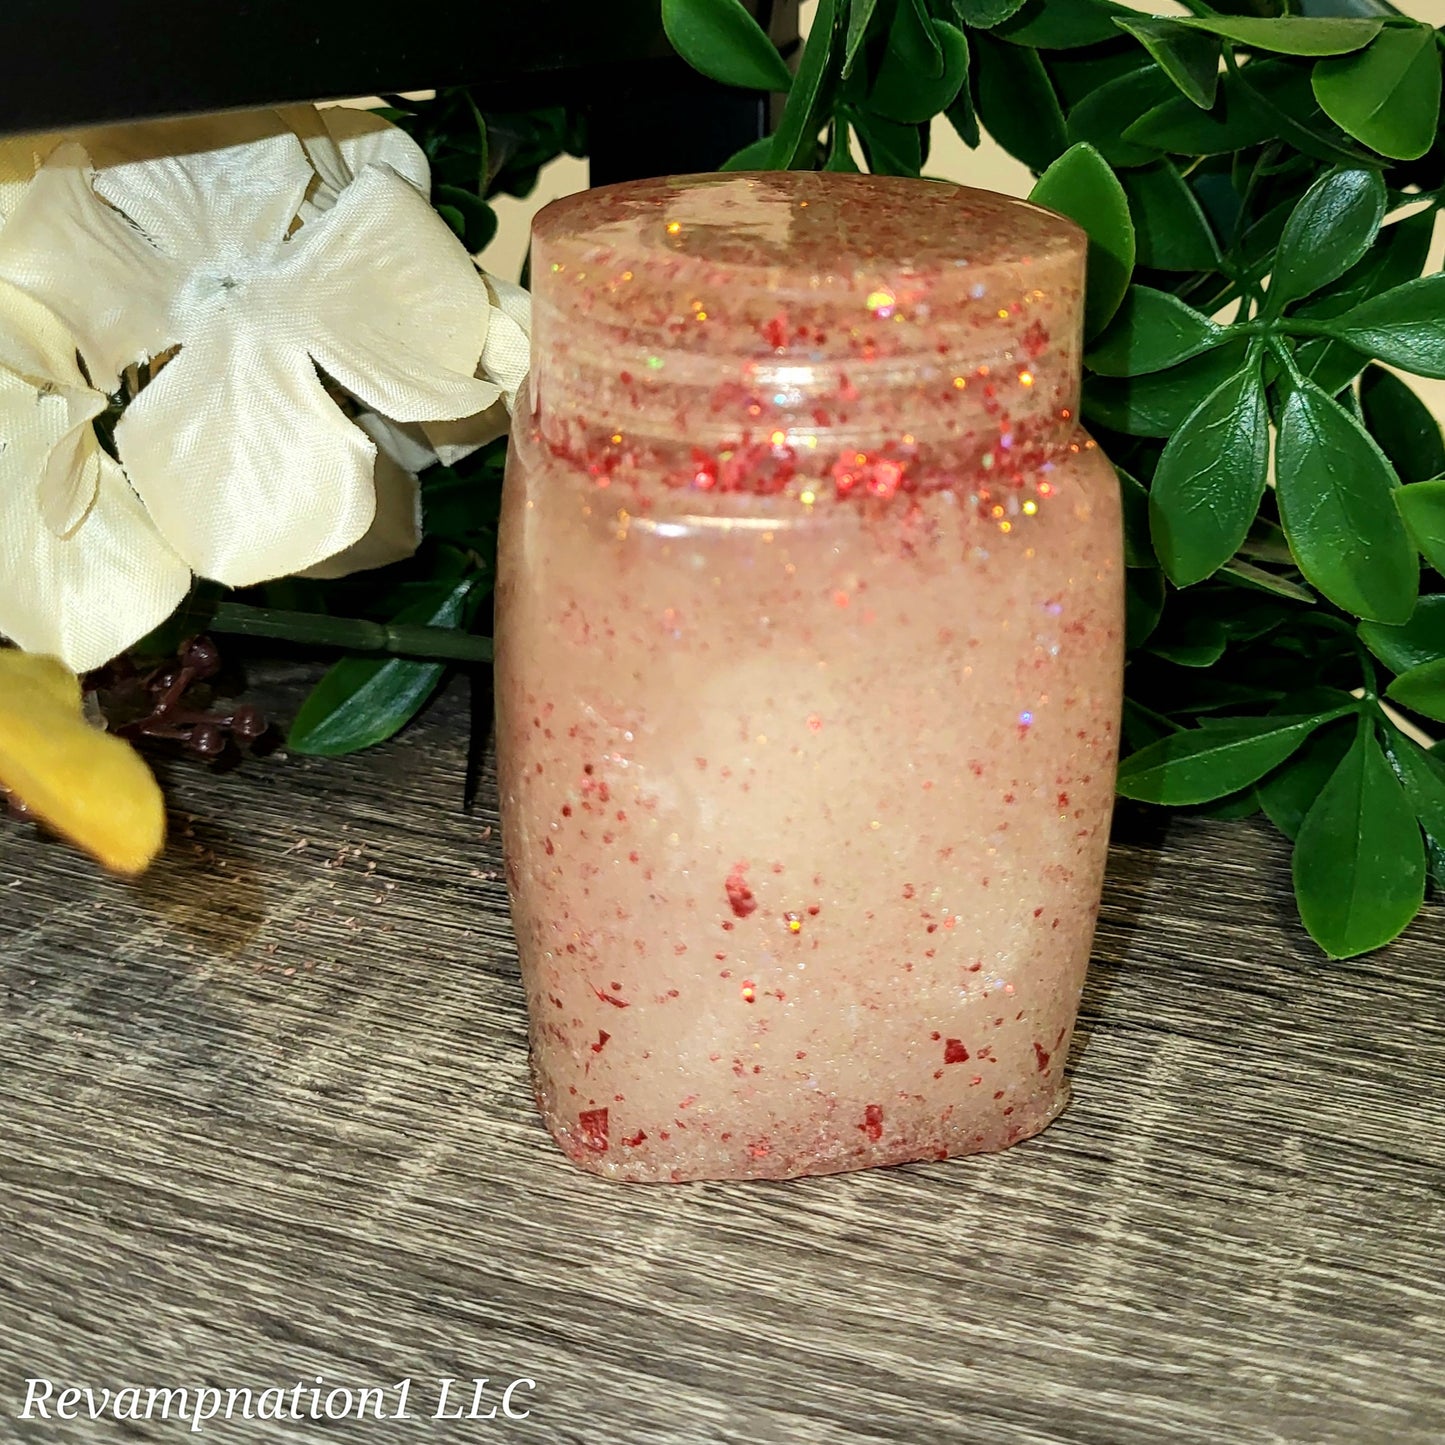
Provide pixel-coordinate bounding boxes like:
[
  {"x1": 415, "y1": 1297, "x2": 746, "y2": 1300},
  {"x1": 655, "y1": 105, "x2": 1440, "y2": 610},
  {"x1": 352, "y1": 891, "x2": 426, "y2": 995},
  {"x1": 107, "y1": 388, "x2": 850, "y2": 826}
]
[
  {"x1": 421, "y1": 270, "x2": 533, "y2": 466},
  {"x1": 278, "y1": 104, "x2": 431, "y2": 217},
  {"x1": 0, "y1": 129, "x2": 496, "y2": 587},
  {"x1": 0, "y1": 279, "x2": 188, "y2": 671},
  {"x1": 299, "y1": 411, "x2": 429, "y2": 580}
]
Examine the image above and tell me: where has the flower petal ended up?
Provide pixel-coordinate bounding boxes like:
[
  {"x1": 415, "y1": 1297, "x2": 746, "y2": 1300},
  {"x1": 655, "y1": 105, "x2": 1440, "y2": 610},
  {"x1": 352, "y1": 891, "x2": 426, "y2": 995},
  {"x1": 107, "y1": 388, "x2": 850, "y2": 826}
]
[
  {"x1": 280, "y1": 104, "x2": 430, "y2": 216},
  {"x1": 93, "y1": 131, "x2": 313, "y2": 269},
  {"x1": 480, "y1": 270, "x2": 532, "y2": 410},
  {"x1": 115, "y1": 328, "x2": 377, "y2": 586},
  {"x1": 420, "y1": 393, "x2": 509, "y2": 466},
  {"x1": 40, "y1": 433, "x2": 101, "y2": 538},
  {"x1": 353, "y1": 410, "x2": 438, "y2": 475},
  {"x1": 300, "y1": 419, "x2": 422, "y2": 580},
  {"x1": 0, "y1": 148, "x2": 175, "y2": 382},
  {"x1": 0, "y1": 279, "x2": 107, "y2": 538},
  {"x1": 287, "y1": 163, "x2": 494, "y2": 422},
  {"x1": 0, "y1": 432, "x2": 190, "y2": 673},
  {"x1": 0, "y1": 651, "x2": 166, "y2": 875}
]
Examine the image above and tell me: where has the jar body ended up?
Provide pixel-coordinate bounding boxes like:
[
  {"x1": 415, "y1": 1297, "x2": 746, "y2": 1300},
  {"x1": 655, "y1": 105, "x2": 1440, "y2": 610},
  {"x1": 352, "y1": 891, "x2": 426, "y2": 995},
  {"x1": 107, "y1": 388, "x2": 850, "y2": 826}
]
[{"x1": 495, "y1": 426, "x2": 1122, "y2": 1182}]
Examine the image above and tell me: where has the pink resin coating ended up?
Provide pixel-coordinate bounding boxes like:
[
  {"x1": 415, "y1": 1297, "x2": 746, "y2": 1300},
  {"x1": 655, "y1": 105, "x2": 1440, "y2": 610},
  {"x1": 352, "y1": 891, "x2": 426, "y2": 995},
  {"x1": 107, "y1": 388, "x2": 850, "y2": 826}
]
[{"x1": 496, "y1": 173, "x2": 1124, "y2": 1182}]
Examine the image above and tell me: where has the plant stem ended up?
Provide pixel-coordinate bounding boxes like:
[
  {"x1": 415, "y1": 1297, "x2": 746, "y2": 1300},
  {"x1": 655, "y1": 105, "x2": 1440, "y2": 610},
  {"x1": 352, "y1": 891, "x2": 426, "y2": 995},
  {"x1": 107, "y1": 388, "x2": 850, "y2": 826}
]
[{"x1": 208, "y1": 602, "x2": 495, "y2": 663}]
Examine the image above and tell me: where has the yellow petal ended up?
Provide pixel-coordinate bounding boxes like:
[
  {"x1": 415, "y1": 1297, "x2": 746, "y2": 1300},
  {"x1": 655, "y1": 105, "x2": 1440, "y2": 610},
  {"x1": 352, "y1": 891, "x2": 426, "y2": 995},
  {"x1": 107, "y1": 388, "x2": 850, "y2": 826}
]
[{"x1": 0, "y1": 651, "x2": 165, "y2": 875}]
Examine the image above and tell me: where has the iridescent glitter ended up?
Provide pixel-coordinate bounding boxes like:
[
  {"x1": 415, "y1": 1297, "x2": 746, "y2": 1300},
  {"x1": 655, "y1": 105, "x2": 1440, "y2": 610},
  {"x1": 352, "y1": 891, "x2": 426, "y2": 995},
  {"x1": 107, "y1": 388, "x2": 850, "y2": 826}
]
[{"x1": 495, "y1": 172, "x2": 1124, "y2": 1182}]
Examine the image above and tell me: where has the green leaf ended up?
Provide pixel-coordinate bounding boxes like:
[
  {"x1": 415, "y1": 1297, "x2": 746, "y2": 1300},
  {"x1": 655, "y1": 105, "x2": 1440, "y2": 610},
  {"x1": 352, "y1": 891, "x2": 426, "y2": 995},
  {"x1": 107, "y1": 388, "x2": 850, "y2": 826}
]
[
  {"x1": 973, "y1": 31, "x2": 1067, "y2": 172},
  {"x1": 1329, "y1": 275, "x2": 1445, "y2": 381},
  {"x1": 1122, "y1": 698, "x2": 1176, "y2": 750},
  {"x1": 1292, "y1": 720, "x2": 1425, "y2": 958},
  {"x1": 1149, "y1": 362, "x2": 1270, "y2": 587},
  {"x1": 1219, "y1": 559, "x2": 1316, "y2": 604},
  {"x1": 996, "y1": 0, "x2": 1132, "y2": 50},
  {"x1": 1386, "y1": 658, "x2": 1445, "y2": 723},
  {"x1": 1028, "y1": 143, "x2": 1134, "y2": 336},
  {"x1": 1125, "y1": 63, "x2": 1285, "y2": 155},
  {"x1": 1359, "y1": 367, "x2": 1445, "y2": 486},
  {"x1": 770, "y1": 0, "x2": 840, "y2": 167},
  {"x1": 1313, "y1": 25, "x2": 1442, "y2": 161},
  {"x1": 945, "y1": 83, "x2": 981, "y2": 150},
  {"x1": 1175, "y1": 15, "x2": 1382, "y2": 56},
  {"x1": 850, "y1": 108, "x2": 923, "y2": 175},
  {"x1": 1266, "y1": 167, "x2": 1385, "y2": 315},
  {"x1": 1275, "y1": 376, "x2": 1418, "y2": 623},
  {"x1": 1149, "y1": 611, "x2": 1229, "y2": 667},
  {"x1": 1066, "y1": 64, "x2": 1180, "y2": 169},
  {"x1": 1119, "y1": 162, "x2": 1222, "y2": 271},
  {"x1": 898, "y1": 0, "x2": 943, "y2": 73},
  {"x1": 661, "y1": 0, "x2": 794, "y2": 91},
  {"x1": 843, "y1": 0, "x2": 881, "y2": 78},
  {"x1": 1359, "y1": 595, "x2": 1445, "y2": 676},
  {"x1": 1118, "y1": 466, "x2": 1154, "y2": 568},
  {"x1": 1382, "y1": 730, "x2": 1445, "y2": 858},
  {"x1": 433, "y1": 185, "x2": 498, "y2": 252},
  {"x1": 1395, "y1": 480, "x2": 1445, "y2": 575},
  {"x1": 1084, "y1": 340, "x2": 1249, "y2": 438},
  {"x1": 1086, "y1": 287, "x2": 1224, "y2": 377},
  {"x1": 869, "y1": 17, "x2": 968, "y2": 123},
  {"x1": 1115, "y1": 18, "x2": 1221, "y2": 110},
  {"x1": 288, "y1": 578, "x2": 475, "y2": 757},
  {"x1": 1258, "y1": 718, "x2": 1353, "y2": 840},
  {"x1": 1117, "y1": 710, "x2": 1347, "y2": 805},
  {"x1": 1126, "y1": 568, "x2": 1166, "y2": 648},
  {"x1": 1288, "y1": 206, "x2": 1437, "y2": 393},
  {"x1": 952, "y1": 0, "x2": 1028, "y2": 27},
  {"x1": 720, "y1": 135, "x2": 777, "y2": 170},
  {"x1": 1295, "y1": 206, "x2": 1437, "y2": 324}
]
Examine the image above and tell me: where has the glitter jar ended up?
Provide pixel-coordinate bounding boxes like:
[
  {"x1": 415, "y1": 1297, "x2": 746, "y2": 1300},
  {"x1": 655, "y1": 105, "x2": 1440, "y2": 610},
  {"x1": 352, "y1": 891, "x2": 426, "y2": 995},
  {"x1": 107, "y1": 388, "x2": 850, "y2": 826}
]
[{"x1": 496, "y1": 172, "x2": 1123, "y2": 1182}]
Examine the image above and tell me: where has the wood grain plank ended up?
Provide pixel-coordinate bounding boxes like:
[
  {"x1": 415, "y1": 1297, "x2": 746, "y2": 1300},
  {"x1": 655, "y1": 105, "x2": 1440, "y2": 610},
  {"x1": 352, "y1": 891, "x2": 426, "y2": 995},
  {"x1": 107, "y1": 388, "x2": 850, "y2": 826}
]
[{"x1": 0, "y1": 674, "x2": 1440, "y2": 1444}]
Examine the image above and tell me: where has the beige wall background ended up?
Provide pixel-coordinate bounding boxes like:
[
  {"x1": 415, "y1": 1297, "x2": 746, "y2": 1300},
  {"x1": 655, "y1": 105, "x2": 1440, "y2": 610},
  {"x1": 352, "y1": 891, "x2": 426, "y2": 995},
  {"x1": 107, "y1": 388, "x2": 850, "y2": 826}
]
[{"x1": 479, "y1": 0, "x2": 1444, "y2": 420}]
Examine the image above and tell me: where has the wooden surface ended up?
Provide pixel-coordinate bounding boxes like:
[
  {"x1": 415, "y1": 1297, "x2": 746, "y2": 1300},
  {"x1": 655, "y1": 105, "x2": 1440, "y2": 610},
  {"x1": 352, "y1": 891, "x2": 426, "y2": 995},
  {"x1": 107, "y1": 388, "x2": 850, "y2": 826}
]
[{"x1": 1, "y1": 669, "x2": 1441, "y2": 1444}]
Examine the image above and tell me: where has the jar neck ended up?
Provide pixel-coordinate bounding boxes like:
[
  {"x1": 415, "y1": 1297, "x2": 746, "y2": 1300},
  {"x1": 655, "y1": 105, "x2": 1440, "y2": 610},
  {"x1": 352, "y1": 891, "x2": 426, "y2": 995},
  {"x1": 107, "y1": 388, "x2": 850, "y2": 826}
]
[{"x1": 527, "y1": 331, "x2": 1083, "y2": 507}]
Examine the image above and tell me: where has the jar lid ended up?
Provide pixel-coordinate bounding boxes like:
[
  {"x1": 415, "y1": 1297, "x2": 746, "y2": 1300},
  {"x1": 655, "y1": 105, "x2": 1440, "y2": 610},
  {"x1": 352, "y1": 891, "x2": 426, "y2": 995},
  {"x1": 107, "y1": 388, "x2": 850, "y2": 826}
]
[{"x1": 528, "y1": 171, "x2": 1087, "y2": 505}]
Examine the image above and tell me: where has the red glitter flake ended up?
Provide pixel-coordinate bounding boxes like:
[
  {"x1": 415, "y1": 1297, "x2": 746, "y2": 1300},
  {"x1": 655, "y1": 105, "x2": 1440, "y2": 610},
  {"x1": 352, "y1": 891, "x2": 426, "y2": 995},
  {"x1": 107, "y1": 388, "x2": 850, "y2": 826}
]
[
  {"x1": 1034, "y1": 1042, "x2": 1052, "y2": 1073},
  {"x1": 859, "y1": 1105, "x2": 884, "y2": 1143},
  {"x1": 763, "y1": 314, "x2": 788, "y2": 350},
  {"x1": 944, "y1": 1038, "x2": 970, "y2": 1064},
  {"x1": 622, "y1": 1130, "x2": 648, "y2": 1147},
  {"x1": 740, "y1": 982, "x2": 757, "y2": 1003},
  {"x1": 578, "y1": 1108, "x2": 609, "y2": 1152},
  {"x1": 591, "y1": 1030, "x2": 611, "y2": 1053},
  {"x1": 866, "y1": 458, "x2": 905, "y2": 499},
  {"x1": 725, "y1": 863, "x2": 757, "y2": 918},
  {"x1": 593, "y1": 987, "x2": 631, "y2": 1010}
]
